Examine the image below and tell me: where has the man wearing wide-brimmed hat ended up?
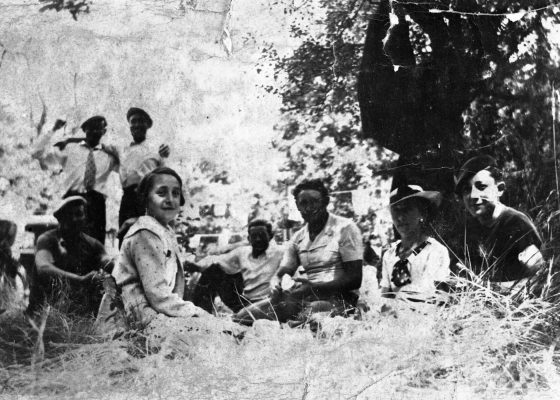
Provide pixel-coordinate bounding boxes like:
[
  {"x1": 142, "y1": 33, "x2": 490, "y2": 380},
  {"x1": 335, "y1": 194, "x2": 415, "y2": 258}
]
[
  {"x1": 455, "y1": 155, "x2": 544, "y2": 284},
  {"x1": 32, "y1": 116, "x2": 119, "y2": 244},
  {"x1": 33, "y1": 196, "x2": 114, "y2": 315},
  {"x1": 380, "y1": 185, "x2": 450, "y2": 302}
]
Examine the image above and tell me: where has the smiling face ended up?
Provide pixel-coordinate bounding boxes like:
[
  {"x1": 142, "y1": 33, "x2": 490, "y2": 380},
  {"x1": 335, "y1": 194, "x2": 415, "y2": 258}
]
[
  {"x1": 128, "y1": 114, "x2": 149, "y2": 143},
  {"x1": 390, "y1": 199, "x2": 424, "y2": 239},
  {"x1": 146, "y1": 174, "x2": 182, "y2": 226},
  {"x1": 296, "y1": 189, "x2": 328, "y2": 224},
  {"x1": 461, "y1": 169, "x2": 504, "y2": 223}
]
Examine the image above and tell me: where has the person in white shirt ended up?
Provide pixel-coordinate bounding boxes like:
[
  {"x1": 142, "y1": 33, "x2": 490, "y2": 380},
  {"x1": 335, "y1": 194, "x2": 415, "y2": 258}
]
[
  {"x1": 380, "y1": 185, "x2": 450, "y2": 303},
  {"x1": 185, "y1": 219, "x2": 284, "y2": 314},
  {"x1": 32, "y1": 116, "x2": 118, "y2": 244},
  {"x1": 235, "y1": 179, "x2": 364, "y2": 326},
  {"x1": 115, "y1": 108, "x2": 170, "y2": 245}
]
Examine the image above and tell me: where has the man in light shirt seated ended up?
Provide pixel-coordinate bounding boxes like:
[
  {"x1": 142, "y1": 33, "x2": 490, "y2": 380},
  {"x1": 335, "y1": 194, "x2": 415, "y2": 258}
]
[
  {"x1": 185, "y1": 219, "x2": 284, "y2": 315},
  {"x1": 235, "y1": 179, "x2": 363, "y2": 326}
]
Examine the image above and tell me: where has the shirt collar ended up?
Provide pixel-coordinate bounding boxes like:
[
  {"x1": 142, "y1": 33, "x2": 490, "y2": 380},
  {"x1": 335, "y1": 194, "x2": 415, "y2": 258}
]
[{"x1": 79, "y1": 141, "x2": 103, "y2": 151}]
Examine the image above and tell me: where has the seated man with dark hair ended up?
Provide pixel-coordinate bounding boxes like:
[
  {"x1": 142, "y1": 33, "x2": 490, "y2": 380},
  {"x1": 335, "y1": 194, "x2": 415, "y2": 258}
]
[
  {"x1": 33, "y1": 196, "x2": 114, "y2": 316},
  {"x1": 455, "y1": 155, "x2": 544, "y2": 286},
  {"x1": 185, "y1": 219, "x2": 284, "y2": 314},
  {"x1": 235, "y1": 179, "x2": 363, "y2": 326}
]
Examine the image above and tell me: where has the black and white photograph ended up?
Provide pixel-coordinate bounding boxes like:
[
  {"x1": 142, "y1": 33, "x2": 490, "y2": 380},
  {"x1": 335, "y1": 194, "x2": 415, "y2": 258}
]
[{"x1": 1, "y1": 0, "x2": 560, "y2": 398}]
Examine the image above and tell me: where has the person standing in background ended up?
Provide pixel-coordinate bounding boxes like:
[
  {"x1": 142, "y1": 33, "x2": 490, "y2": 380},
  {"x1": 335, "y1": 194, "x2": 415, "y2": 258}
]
[
  {"x1": 116, "y1": 108, "x2": 170, "y2": 245},
  {"x1": 33, "y1": 116, "x2": 118, "y2": 244}
]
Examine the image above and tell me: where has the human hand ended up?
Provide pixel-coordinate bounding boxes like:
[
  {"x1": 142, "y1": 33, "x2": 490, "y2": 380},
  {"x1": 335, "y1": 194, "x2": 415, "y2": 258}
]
[
  {"x1": 292, "y1": 276, "x2": 311, "y2": 286},
  {"x1": 270, "y1": 275, "x2": 282, "y2": 294},
  {"x1": 184, "y1": 260, "x2": 200, "y2": 273},
  {"x1": 53, "y1": 119, "x2": 67, "y2": 131},
  {"x1": 158, "y1": 144, "x2": 170, "y2": 158},
  {"x1": 54, "y1": 139, "x2": 69, "y2": 150},
  {"x1": 79, "y1": 271, "x2": 97, "y2": 283}
]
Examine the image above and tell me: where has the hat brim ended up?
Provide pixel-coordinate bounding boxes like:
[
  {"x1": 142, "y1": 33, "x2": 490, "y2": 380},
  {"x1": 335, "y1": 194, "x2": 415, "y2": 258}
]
[
  {"x1": 53, "y1": 196, "x2": 87, "y2": 220},
  {"x1": 389, "y1": 191, "x2": 442, "y2": 209}
]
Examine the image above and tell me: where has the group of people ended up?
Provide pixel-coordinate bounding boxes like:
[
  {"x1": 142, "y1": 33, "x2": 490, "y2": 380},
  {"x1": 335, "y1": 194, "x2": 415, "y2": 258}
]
[{"x1": 0, "y1": 109, "x2": 546, "y2": 343}]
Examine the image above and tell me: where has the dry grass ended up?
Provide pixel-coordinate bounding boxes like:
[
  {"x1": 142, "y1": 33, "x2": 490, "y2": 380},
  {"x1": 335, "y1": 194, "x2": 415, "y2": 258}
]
[{"x1": 2, "y1": 279, "x2": 560, "y2": 400}]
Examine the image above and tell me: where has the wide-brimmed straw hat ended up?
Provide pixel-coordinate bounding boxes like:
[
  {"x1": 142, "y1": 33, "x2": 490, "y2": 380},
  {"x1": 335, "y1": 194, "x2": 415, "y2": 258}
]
[
  {"x1": 53, "y1": 196, "x2": 86, "y2": 220},
  {"x1": 389, "y1": 185, "x2": 442, "y2": 209}
]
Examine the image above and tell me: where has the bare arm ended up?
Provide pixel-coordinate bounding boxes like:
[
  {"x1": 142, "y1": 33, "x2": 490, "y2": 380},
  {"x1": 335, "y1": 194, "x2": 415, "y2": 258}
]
[
  {"x1": 35, "y1": 249, "x2": 94, "y2": 283},
  {"x1": 292, "y1": 260, "x2": 363, "y2": 298}
]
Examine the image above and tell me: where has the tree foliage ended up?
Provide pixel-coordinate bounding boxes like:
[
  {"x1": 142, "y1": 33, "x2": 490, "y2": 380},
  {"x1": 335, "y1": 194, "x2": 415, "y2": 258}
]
[
  {"x1": 263, "y1": 0, "x2": 395, "y2": 221},
  {"x1": 359, "y1": 0, "x2": 560, "y2": 205}
]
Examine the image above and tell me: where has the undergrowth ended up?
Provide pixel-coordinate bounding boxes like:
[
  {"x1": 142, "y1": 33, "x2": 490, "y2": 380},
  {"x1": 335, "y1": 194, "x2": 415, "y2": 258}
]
[{"x1": 2, "y1": 279, "x2": 560, "y2": 399}]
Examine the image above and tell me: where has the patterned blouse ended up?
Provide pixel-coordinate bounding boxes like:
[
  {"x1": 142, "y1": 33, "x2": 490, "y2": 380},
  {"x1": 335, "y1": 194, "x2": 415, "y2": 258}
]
[{"x1": 111, "y1": 216, "x2": 198, "y2": 327}]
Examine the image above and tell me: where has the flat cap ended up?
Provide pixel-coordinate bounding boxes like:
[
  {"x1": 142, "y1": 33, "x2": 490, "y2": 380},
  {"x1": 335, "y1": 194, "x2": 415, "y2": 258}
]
[
  {"x1": 126, "y1": 107, "x2": 153, "y2": 128},
  {"x1": 80, "y1": 115, "x2": 107, "y2": 132},
  {"x1": 53, "y1": 195, "x2": 87, "y2": 220},
  {"x1": 455, "y1": 155, "x2": 498, "y2": 194}
]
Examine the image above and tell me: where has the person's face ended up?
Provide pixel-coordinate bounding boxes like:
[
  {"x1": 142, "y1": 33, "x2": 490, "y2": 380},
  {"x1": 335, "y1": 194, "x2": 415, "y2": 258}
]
[
  {"x1": 296, "y1": 189, "x2": 327, "y2": 224},
  {"x1": 248, "y1": 225, "x2": 270, "y2": 252},
  {"x1": 390, "y1": 199, "x2": 423, "y2": 239},
  {"x1": 129, "y1": 114, "x2": 149, "y2": 143},
  {"x1": 146, "y1": 174, "x2": 182, "y2": 226},
  {"x1": 61, "y1": 204, "x2": 87, "y2": 233},
  {"x1": 461, "y1": 169, "x2": 504, "y2": 221},
  {"x1": 85, "y1": 123, "x2": 107, "y2": 145}
]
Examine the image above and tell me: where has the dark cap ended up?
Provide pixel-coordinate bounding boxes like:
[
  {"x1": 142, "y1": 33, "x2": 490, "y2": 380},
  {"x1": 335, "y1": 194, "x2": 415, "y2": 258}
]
[
  {"x1": 455, "y1": 155, "x2": 498, "y2": 194},
  {"x1": 80, "y1": 115, "x2": 107, "y2": 132},
  {"x1": 126, "y1": 107, "x2": 153, "y2": 128},
  {"x1": 53, "y1": 195, "x2": 86, "y2": 220}
]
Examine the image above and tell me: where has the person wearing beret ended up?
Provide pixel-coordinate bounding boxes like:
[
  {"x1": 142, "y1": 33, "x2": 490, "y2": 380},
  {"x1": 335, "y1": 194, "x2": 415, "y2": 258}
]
[
  {"x1": 33, "y1": 196, "x2": 114, "y2": 316},
  {"x1": 380, "y1": 185, "x2": 450, "y2": 303},
  {"x1": 32, "y1": 116, "x2": 119, "y2": 244},
  {"x1": 455, "y1": 155, "x2": 544, "y2": 286},
  {"x1": 114, "y1": 108, "x2": 170, "y2": 246}
]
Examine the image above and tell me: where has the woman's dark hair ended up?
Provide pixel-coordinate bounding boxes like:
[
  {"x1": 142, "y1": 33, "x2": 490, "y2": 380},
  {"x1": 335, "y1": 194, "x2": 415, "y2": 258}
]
[
  {"x1": 248, "y1": 219, "x2": 273, "y2": 238},
  {"x1": 292, "y1": 179, "x2": 330, "y2": 206},
  {"x1": 0, "y1": 219, "x2": 19, "y2": 279},
  {"x1": 137, "y1": 167, "x2": 186, "y2": 208}
]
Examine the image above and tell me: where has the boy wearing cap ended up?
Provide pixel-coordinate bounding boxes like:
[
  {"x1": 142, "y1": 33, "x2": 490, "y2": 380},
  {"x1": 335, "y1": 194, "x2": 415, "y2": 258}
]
[
  {"x1": 32, "y1": 116, "x2": 118, "y2": 244},
  {"x1": 455, "y1": 155, "x2": 544, "y2": 283},
  {"x1": 33, "y1": 196, "x2": 114, "y2": 316}
]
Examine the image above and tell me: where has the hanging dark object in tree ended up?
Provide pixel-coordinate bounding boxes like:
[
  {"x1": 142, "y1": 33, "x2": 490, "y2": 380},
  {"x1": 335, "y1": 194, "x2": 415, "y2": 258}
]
[{"x1": 357, "y1": 0, "x2": 519, "y2": 191}]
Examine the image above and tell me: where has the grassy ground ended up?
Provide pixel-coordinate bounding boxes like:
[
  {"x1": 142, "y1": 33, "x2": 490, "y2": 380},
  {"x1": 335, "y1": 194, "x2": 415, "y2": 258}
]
[{"x1": 2, "y1": 276, "x2": 560, "y2": 400}]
